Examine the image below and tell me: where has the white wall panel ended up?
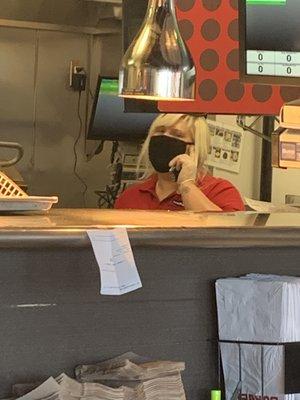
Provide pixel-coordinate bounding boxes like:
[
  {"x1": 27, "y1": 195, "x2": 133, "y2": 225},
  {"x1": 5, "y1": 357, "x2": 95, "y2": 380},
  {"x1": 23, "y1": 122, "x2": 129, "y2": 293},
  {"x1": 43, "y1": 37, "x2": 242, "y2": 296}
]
[{"x1": 214, "y1": 115, "x2": 262, "y2": 200}]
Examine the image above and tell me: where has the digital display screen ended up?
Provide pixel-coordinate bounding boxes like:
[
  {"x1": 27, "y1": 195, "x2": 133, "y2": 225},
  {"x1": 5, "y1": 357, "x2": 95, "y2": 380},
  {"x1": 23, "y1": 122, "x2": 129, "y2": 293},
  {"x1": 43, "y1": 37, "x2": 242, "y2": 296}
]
[
  {"x1": 100, "y1": 78, "x2": 119, "y2": 95},
  {"x1": 244, "y1": 0, "x2": 300, "y2": 81},
  {"x1": 87, "y1": 77, "x2": 157, "y2": 142}
]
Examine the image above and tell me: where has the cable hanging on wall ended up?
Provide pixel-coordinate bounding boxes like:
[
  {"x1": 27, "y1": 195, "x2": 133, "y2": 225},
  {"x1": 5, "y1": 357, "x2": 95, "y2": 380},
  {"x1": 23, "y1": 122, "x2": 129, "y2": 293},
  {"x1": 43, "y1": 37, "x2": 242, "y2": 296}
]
[
  {"x1": 73, "y1": 91, "x2": 88, "y2": 207},
  {"x1": 94, "y1": 141, "x2": 123, "y2": 209}
]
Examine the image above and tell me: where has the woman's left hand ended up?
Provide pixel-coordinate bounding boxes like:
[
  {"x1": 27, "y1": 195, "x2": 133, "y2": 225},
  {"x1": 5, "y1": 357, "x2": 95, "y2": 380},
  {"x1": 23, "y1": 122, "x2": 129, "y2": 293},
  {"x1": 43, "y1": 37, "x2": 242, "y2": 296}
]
[{"x1": 169, "y1": 150, "x2": 197, "y2": 186}]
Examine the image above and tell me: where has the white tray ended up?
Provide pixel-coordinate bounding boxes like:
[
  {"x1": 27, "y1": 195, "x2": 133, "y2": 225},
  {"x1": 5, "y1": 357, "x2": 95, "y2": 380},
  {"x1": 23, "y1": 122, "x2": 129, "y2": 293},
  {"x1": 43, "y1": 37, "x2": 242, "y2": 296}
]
[{"x1": 0, "y1": 196, "x2": 58, "y2": 212}]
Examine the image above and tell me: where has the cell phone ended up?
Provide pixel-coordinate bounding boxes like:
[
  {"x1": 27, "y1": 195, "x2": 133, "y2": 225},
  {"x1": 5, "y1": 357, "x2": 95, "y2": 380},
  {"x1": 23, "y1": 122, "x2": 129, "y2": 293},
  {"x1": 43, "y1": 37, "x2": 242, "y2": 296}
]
[{"x1": 169, "y1": 166, "x2": 181, "y2": 182}]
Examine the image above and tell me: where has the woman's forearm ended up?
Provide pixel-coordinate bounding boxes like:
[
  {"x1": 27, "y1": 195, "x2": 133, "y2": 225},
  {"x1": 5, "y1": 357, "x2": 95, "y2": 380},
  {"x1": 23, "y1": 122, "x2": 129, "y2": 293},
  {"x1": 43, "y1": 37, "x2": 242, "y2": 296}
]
[{"x1": 179, "y1": 181, "x2": 222, "y2": 212}]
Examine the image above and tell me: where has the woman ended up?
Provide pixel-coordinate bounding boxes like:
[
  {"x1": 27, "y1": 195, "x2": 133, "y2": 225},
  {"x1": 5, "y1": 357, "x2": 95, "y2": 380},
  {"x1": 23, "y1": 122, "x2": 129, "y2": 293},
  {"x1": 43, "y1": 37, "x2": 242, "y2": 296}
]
[{"x1": 115, "y1": 113, "x2": 245, "y2": 212}]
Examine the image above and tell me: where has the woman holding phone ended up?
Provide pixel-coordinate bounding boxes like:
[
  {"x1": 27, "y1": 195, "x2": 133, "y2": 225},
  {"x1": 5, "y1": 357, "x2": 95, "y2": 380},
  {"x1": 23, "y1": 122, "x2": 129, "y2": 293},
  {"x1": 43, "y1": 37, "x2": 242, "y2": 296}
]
[{"x1": 115, "y1": 113, "x2": 244, "y2": 212}]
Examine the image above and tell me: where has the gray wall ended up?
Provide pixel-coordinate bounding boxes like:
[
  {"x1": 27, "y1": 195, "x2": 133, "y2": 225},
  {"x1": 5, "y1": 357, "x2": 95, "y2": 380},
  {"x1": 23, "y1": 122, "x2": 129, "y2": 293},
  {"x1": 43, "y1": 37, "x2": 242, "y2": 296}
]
[
  {"x1": 0, "y1": 27, "x2": 122, "y2": 207},
  {"x1": 0, "y1": 239, "x2": 300, "y2": 399}
]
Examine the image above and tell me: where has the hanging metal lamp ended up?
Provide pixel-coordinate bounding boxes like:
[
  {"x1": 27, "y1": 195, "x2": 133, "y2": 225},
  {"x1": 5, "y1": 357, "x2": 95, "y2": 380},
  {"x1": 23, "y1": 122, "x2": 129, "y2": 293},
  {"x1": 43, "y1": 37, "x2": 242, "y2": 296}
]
[{"x1": 119, "y1": 0, "x2": 196, "y2": 101}]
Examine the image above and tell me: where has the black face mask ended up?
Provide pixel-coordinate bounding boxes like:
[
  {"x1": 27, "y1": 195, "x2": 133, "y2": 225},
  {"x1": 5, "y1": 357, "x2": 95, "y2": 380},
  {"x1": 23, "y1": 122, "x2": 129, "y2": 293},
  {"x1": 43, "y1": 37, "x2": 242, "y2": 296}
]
[{"x1": 148, "y1": 135, "x2": 189, "y2": 173}]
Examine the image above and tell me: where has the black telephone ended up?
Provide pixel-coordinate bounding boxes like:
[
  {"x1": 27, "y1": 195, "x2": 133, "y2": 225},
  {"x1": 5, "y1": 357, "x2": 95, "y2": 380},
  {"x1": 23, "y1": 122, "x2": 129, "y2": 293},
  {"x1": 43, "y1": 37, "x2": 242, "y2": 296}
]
[{"x1": 169, "y1": 166, "x2": 181, "y2": 182}]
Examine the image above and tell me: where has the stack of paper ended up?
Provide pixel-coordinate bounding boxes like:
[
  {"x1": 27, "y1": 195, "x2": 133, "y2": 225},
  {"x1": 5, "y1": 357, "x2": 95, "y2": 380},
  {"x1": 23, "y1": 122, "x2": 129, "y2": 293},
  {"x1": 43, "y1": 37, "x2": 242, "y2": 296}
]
[
  {"x1": 16, "y1": 377, "x2": 61, "y2": 400},
  {"x1": 14, "y1": 374, "x2": 132, "y2": 400},
  {"x1": 216, "y1": 274, "x2": 300, "y2": 400},
  {"x1": 57, "y1": 373, "x2": 133, "y2": 400},
  {"x1": 10, "y1": 354, "x2": 186, "y2": 400},
  {"x1": 134, "y1": 375, "x2": 186, "y2": 400},
  {"x1": 76, "y1": 353, "x2": 186, "y2": 400},
  {"x1": 216, "y1": 273, "x2": 300, "y2": 343},
  {"x1": 245, "y1": 197, "x2": 299, "y2": 213},
  {"x1": 76, "y1": 353, "x2": 185, "y2": 383},
  {"x1": 59, "y1": 373, "x2": 186, "y2": 400}
]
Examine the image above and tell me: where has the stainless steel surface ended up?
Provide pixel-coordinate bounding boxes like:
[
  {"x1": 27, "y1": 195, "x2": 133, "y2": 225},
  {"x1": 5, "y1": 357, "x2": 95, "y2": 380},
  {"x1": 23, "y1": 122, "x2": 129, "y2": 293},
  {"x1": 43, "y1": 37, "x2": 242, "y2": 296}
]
[
  {"x1": 119, "y1": 0, "x2": 195, "y2": 101},
  {"x1": 0, "y1": 209, "x2": 299, "y2": 248},
  {"x1": 0, "y1": 208, "x2": 297, "y2": 229},
  {"x1": 0, "y1": 141, "x2": 24, "y2": 167},
  {"x1": 0, "y1": 27, "x2": 119, "y2": 208}
]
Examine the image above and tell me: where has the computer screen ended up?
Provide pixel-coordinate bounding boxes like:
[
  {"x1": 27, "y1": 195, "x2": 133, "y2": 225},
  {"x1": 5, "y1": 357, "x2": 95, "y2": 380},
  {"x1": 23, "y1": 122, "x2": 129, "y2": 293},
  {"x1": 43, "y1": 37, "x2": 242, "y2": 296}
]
[
  {"x1": 87, "y1": 76, "x2": 158, "y2": 142},
  {"x1": 239, "y1": 0, "x2": 300, "y2": 86}
]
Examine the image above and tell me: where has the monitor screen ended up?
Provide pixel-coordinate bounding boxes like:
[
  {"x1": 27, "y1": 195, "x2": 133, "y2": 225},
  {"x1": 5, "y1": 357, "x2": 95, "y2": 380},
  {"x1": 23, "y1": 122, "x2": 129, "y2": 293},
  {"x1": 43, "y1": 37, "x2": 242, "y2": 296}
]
[
  {"x1": 87, "y1": 76, "x2": 158, "y2": 142},
  {"x1": 239, "y1": 0, "x2": 300, "y2": 86}
]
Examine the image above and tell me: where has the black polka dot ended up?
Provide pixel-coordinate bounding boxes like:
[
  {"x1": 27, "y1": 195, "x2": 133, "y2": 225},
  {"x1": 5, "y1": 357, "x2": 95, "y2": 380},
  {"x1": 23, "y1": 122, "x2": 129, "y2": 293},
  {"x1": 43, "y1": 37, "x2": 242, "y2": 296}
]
[
  {"x1": 225, "y1": 80, "x2": 245, "y2": 101},
  {"x1": 202, "y1": 0, "x2": 221, "y2": 11},
  {"x1": 201, "y1": 19, "x2": 221, "y2": 41},
  {"x1": 228, "y1": 19, "x2": 239, "y2": 41},
  {"x1": 199, "y1": 79, "x2": 218, "y2": 101},
  {"x1": 176, "y1": 0, "x2": 195, "y2": 11},
  {"x1": 200, "y1": 49, "x2": 219, "y2": 71},
  {"x1": 252, "y1": 85, "x2": 272, "y2": 102},
  {"x1": 178, "y1": 19, "x2": 194, "y2": 41}
]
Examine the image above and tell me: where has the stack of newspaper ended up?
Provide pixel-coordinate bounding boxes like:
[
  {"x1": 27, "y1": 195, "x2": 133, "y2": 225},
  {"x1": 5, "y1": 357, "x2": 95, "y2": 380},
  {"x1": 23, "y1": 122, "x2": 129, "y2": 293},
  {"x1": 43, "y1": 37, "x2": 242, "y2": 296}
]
[{"x1": 12, "y1": 353, "x2": 186, "y2": 400}]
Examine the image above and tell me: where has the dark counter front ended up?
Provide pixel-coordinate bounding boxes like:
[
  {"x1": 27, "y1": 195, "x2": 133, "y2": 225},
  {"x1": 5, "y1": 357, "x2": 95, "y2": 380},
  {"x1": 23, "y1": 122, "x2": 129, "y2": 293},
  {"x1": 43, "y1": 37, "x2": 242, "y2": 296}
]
[{"x1": 0, "y1": 209, "x2": 300, "y2": 399}]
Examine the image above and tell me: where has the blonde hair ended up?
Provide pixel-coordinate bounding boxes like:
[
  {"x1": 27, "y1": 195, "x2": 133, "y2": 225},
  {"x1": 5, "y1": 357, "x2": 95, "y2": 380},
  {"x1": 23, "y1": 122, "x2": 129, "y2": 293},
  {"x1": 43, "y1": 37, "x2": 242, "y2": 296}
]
[{"x1": 137, "y1": 113, "x2": 210, "y2": 179}]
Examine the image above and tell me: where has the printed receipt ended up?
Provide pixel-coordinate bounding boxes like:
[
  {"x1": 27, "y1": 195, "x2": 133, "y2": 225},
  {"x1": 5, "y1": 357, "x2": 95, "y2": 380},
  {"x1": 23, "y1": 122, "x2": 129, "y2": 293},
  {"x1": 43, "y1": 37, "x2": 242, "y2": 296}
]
[{"x1": 87, "y1": 228, "x2": 142, "y2": 295}]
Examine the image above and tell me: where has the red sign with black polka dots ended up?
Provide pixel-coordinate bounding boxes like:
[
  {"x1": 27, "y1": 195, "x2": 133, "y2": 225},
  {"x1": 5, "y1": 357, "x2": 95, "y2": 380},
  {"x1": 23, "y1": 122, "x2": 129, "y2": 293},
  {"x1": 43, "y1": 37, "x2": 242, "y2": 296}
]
[{"x1": 158, "y1": 0, "x2": 300, "y2": 115}]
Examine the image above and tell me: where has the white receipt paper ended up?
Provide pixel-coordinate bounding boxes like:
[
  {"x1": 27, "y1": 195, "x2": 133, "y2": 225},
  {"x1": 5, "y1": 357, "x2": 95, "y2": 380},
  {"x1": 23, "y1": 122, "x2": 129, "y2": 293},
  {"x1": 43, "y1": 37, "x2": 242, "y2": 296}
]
[{"x1": 87, "y1": 228, "x2": 142, "y2": 295}]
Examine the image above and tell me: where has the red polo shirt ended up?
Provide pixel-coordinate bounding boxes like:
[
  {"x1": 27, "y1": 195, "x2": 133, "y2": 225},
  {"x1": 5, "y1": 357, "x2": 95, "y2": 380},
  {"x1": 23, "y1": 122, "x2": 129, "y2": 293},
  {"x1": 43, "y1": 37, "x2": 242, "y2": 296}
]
[{"x1": 115, "y1": 174, "x2": 245, "y2": 212}]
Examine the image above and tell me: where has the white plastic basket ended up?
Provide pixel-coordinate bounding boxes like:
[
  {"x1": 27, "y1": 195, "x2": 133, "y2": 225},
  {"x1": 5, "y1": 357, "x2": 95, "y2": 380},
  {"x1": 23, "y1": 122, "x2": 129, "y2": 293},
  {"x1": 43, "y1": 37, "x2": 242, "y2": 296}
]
[
  {"x1": 0, "y1": 171, "x2": 58, "y2": 212},
  {"x1": 0, "y1": 171, "x2": 27, "y2": 197}
]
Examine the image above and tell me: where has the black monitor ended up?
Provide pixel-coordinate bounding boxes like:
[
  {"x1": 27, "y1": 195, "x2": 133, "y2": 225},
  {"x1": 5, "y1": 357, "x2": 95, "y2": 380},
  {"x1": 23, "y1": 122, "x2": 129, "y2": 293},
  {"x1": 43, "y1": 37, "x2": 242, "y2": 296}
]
[
  {"x1": 239, "y1": 0, "x2": 300, "y2": 86},
  {"x1": 87, "y1": 76, "x2": 158, "y2": 142}
]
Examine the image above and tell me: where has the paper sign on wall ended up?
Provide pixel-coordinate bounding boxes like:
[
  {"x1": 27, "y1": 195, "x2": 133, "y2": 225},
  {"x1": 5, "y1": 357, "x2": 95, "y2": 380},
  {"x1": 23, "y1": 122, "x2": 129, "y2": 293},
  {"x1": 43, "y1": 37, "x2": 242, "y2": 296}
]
[
  {"x1": 206, "y1": 121, "x2": 245, "y2": 174},
  {"x1": 87, "y1": 228, "x2": 142, "y2": 296}
]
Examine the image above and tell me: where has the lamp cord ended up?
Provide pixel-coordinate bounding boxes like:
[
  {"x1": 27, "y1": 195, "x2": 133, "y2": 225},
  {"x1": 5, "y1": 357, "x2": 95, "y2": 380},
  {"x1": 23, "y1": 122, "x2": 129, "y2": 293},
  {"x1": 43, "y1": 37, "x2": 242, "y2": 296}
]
[{"x1": 73, "y1": 91, "x2": 88, "y2": 207}]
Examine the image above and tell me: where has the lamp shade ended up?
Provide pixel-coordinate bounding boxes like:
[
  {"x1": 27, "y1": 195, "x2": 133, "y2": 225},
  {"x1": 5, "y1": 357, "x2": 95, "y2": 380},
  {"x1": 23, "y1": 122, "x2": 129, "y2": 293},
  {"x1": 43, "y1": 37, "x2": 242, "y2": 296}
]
[{"x1": 119, "y1": 0, "x2": 196, "y2": 101}]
